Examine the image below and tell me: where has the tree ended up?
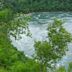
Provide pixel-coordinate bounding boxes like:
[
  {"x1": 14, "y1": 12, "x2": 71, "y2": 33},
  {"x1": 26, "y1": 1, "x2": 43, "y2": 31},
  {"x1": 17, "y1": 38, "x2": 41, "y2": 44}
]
[{"x1": 34, "y1": 19, "x2": 72, "y2": 72}]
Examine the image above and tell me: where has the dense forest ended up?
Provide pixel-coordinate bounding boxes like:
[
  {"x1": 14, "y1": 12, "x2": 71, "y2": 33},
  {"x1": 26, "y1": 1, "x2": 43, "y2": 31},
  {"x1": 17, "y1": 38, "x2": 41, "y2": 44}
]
[
  {"x1": 0, "y1": 0, "x2": 72, "y2": 72},
  {"x1": 1, "y1": 0, "x2": 72, "y2": 13}
]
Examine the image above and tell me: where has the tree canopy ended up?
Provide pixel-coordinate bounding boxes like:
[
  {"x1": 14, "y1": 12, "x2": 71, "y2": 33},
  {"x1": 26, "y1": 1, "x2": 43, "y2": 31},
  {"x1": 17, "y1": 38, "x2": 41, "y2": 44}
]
[{"x1": 34, "y1": 19, "x2": 72, "y2": 71}]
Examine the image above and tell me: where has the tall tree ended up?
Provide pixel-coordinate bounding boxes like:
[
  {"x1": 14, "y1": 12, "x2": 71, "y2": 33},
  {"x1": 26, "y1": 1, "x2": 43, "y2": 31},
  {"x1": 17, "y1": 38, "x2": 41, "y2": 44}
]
[{"x1": 34, "y1": 19, "x2": 72, "y2": 72}]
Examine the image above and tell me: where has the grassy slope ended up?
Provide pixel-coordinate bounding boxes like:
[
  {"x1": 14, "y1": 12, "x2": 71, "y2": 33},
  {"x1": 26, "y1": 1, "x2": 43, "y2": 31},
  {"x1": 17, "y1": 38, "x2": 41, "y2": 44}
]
[{"x1": 0, "y1": 8, "x2": 41, "y2": 72}]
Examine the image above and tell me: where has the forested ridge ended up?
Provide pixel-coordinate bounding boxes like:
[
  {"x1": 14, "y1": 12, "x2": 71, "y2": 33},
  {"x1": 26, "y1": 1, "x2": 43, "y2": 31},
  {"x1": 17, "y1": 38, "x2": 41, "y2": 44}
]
[{"x1": 1, "y1": 0, "x2": 72, "y2": 13}]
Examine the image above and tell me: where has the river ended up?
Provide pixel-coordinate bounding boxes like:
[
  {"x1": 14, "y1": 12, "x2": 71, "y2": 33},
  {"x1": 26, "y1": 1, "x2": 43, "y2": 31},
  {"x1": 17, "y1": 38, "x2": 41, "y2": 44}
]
[{"x1": 10, "y1": 12, "x2": 72, "y2": 67}]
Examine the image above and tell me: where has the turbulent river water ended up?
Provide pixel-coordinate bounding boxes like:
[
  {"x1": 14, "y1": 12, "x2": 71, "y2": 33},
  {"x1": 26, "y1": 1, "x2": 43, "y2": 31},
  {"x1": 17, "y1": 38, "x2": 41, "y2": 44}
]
[{"x1": 11, "y1": 12, "x2": 72, "y2": 67}]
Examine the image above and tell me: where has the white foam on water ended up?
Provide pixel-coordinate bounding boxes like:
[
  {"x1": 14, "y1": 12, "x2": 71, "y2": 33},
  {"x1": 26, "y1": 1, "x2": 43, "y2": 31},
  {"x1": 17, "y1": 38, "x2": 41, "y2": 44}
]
[{"x1": 10, "y1": 12, "x2": 72, "y2": 65}]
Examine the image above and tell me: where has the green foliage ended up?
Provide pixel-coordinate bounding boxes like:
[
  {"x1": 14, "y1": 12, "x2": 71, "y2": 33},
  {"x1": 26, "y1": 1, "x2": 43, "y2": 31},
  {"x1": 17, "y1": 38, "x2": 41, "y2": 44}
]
[
  {"x1": 34, "y1": 19, "x2": 72, "y2": 71},
  {"x1": 48, "y1": 19, "x2": 72, "y2": 57},
  {"x1": 8, "y1": 13, "x2": 31, "y2": 39},
  {"x1": 10, "y1": 60, "x2": 40, "y2": 72},
  {"x1": 3, "y1": 0, "x2": 72, "y2": 13},
  {"x1": 0, "y1": 23, "x2": 28, "y2": 71},
  {"x1": 0, "y1": 8, "x2": 13, "y2": 22},
  {"x1": 34, "y1": 41, "x2": 53, "y2": 64},
  {"x1": 56, "y1": 66, "x2": 66, "y2": 72},
  {"x1": 0, "y1": 67, "x2": 8, "y2": 72},
  {"x1": 0, "y1": 8, "x2": 31, "y2": 39},
  {"x1": 68, "y1": 62, "x2": 72, "y2": 72},
  {"x1": 56, "y1": 62, "x2": 72, "y2": 72}
]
